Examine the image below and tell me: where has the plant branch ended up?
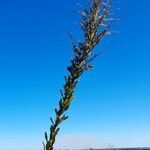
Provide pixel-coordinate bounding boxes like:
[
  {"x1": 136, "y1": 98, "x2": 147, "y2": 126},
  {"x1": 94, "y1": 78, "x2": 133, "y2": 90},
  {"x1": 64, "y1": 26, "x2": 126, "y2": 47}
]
[{"x1": 43, "y1": 1, "x2": 112, "y2": 150}]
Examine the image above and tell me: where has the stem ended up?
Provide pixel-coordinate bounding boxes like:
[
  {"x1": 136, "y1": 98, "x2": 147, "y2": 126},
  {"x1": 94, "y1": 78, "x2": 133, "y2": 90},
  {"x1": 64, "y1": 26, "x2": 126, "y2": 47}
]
[{"x1": 43, "y1": 1, "x2": 111, "y2": 150}]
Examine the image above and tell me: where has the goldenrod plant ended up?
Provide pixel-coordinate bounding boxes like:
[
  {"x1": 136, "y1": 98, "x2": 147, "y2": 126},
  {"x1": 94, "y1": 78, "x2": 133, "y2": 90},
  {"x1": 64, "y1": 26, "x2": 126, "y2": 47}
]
[{"x1": 43, "y1": 0, "x2": 112, "y2": 150}]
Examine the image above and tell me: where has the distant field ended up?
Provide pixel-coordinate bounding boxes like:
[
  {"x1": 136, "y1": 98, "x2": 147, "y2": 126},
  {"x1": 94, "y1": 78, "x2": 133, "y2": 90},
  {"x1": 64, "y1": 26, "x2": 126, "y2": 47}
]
[
  {"x1": 57, "y1": 148, "x2": 150, "y2": 150},
  {"x1": 88, "y1": 148, "x2": 150, "y2": 150}
]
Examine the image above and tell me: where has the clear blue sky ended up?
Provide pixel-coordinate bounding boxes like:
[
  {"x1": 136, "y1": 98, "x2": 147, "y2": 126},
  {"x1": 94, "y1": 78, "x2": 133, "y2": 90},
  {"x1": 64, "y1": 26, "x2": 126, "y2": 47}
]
[{"x1": 0, "y1": 0, "x2": 150, "y2": 149}]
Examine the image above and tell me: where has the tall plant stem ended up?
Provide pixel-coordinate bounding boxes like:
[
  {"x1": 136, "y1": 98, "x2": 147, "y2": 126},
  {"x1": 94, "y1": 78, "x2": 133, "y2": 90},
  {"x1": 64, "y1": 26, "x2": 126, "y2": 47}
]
[{"x1": 43, "y1": 0, "x2": 112, "y2": 150}]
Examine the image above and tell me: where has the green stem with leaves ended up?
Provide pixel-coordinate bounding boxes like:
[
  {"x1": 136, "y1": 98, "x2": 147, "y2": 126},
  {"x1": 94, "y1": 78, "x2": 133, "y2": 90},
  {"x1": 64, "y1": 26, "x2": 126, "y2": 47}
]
[{"x1": 43, "y1": 0, "x2": 112, "y2": 150}]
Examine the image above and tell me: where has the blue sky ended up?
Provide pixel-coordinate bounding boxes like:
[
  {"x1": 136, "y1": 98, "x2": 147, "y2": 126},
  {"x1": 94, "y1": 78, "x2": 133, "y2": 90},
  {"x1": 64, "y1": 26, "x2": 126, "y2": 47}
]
[{"x1": 0, "y1": 0, "x2": 150, "y2": 149}]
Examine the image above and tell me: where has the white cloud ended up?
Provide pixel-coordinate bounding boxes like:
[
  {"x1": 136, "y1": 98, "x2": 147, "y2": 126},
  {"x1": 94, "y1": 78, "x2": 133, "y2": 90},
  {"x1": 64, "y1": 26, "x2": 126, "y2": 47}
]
[
  {"x1": 1, "y1": 132, "x2": 150, "y2": 150},
  {"x1": 55, "y1": 133, "x2": 114, "y2": 149}
]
